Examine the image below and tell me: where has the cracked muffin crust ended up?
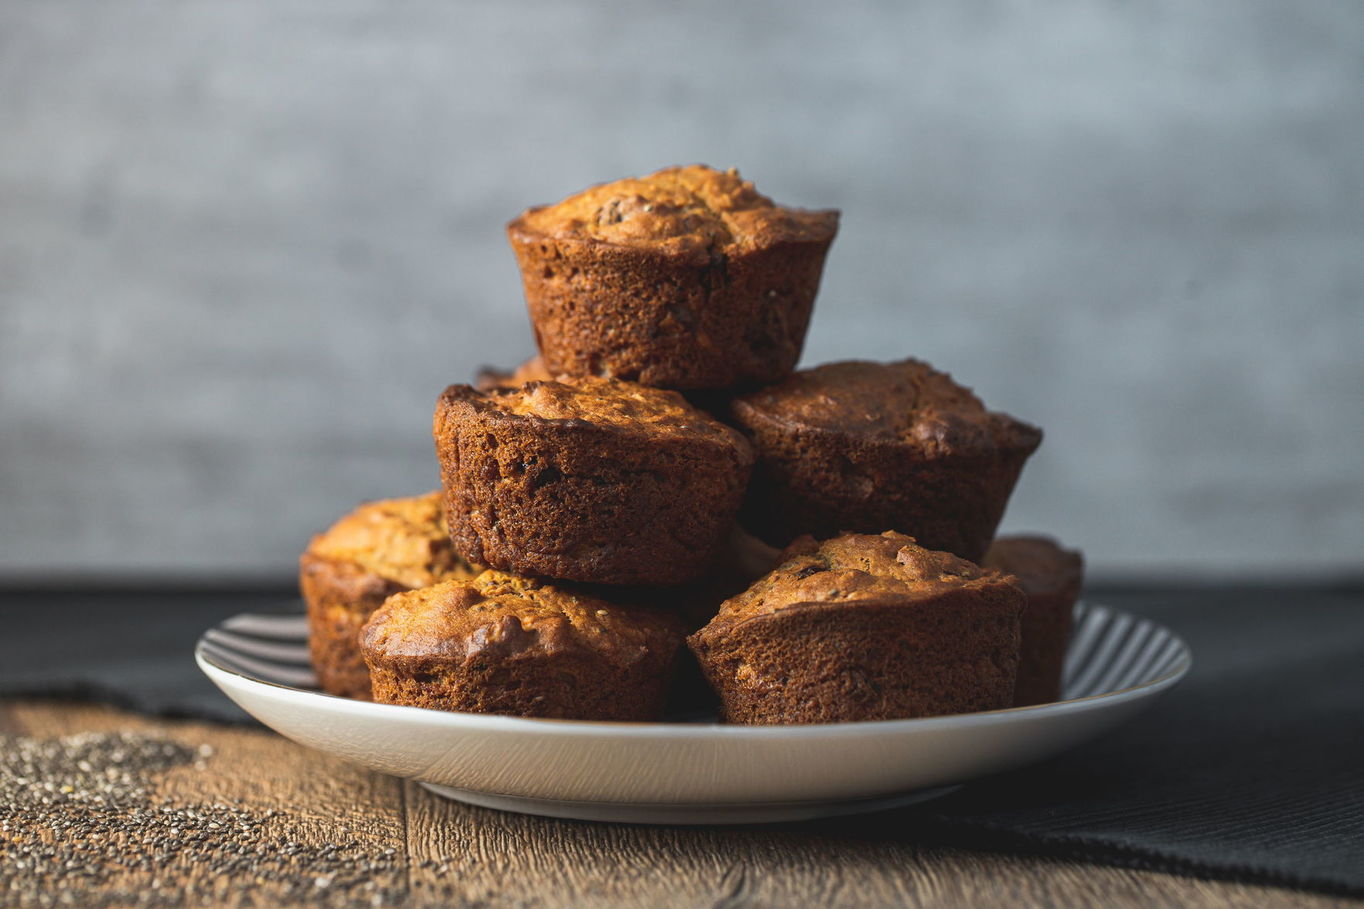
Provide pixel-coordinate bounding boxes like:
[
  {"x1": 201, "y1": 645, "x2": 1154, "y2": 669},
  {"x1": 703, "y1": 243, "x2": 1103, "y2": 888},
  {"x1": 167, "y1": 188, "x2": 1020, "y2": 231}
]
[
  {"x1": 730, "y1": 358, "x2": 1044, "y2": 562},
  {"x1": 433, "y1": 377, "x2": 754, "y2": 586},
  {"x1": 984, "y1": 535, "x2": 1084, "y2": 706},
  {"x1": 688, "y1": 532, "x2": 1025, "y2": 724},
  {"x1": 507, "y1": 165, "x2": 839, "y2": 390},
  {"x1": 299, "y1": 492, "x2": 479, "y2": 699},
  {"x1": 360, "y1": 570, "x2": 684, "y2": 720}
]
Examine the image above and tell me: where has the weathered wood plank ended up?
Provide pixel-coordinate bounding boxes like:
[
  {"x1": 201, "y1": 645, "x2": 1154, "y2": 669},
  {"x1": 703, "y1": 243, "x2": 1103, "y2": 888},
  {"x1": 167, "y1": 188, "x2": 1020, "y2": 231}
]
[
  {"x1": 3, "y1": 701, "x2": 1351, "y2": 909},
  {"x1": 400, "y1": 763, "x2": 1348, "y2": 909}
]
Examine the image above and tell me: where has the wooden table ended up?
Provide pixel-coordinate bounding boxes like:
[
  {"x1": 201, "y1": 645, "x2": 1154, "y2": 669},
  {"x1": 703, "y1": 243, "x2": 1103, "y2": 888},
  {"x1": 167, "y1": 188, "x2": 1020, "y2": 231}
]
[{"x1": 2, "y1": 699, "x2": 1349, "y2": 909}]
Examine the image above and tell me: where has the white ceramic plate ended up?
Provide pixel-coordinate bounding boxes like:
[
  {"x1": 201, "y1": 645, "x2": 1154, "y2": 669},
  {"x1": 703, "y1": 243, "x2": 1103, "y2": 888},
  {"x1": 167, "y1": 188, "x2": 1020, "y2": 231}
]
[{"x1": 196, "y1": 602, "x2": 1190, "y2": 824}]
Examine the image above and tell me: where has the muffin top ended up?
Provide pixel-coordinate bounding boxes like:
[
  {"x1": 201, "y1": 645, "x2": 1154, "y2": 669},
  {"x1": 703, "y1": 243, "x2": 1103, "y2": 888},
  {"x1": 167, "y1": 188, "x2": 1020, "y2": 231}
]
[
  {"x1": 732, "y1": 359, "x2": 1043, "y2": 456},
  {"x1": 512, "y1": 165, "x2": 839, "y2": 257},
  {"x1": 440, "y1": 377, "x2": 753, "y2": 451},
  {"x1": 984, "y1": 535, "x2": 1084, "y2": 598},
  {"x1": 702, "y1": 532, "x2": 1019, "y2": 631},
  {"x1": 474, "y1": 355, "x2": 555, "y2": 392},
  {"x1": 360, "y1": 571, "x2": 681, "y2": 669},
  {"x1": 305, "y1": 492, "x2": 473, "y2": 589}
]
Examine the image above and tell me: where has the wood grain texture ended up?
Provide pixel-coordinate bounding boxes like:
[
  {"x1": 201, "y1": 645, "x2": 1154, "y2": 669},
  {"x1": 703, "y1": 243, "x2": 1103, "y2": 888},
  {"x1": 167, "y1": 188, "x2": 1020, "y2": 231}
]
[{"x1": 4, "y1": 701, "x2": 1353, "y2": 909}]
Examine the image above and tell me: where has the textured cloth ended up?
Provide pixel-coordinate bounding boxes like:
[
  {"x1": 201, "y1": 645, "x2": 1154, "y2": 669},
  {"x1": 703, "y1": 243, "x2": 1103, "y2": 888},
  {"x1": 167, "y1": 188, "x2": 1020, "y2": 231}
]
[{"x1": 1, "y1": 585, "x2": 1360, "y2": 896}]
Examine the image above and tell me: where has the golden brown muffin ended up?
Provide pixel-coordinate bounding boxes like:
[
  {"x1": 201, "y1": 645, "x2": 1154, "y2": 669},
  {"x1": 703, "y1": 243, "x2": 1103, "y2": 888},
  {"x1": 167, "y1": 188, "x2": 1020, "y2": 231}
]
[
  {"x1": 730, "y1": 359, "x2": 1043, "y2": 562},
  {"x1": 688, "y1": 532, "x2": 1025, "y2": 724},
  {"x1": 433, "y1": 377, "x2": 754, "y2": 586},
  {"x1": 299, "y1": 492, "x2": 478, "y2": 699},
  {"x1": 507, "y1": 165, "x2": 839, "y2": 390},
  {"x1": 984, "y1": 535, "x2": 1084, "y2": 706},
  {"x1": 474, "y1": 355, "x2": 555, "y2": 391},
  {"x1": 359, "y1": 570, "x2": 684, "y2": 721}
]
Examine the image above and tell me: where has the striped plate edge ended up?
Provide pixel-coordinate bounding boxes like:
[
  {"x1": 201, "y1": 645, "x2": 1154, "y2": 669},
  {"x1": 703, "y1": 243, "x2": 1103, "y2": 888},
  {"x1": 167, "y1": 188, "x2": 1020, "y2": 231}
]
[{"x1": 197, "y1": 602, "x2": 1190, "y2": 703}]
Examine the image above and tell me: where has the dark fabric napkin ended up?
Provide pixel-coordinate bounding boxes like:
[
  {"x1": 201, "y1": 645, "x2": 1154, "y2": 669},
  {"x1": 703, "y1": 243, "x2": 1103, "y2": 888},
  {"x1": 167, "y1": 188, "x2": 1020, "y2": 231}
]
[{"x1": 1, "y1": 584, "x2": 1360, "y2": 897}]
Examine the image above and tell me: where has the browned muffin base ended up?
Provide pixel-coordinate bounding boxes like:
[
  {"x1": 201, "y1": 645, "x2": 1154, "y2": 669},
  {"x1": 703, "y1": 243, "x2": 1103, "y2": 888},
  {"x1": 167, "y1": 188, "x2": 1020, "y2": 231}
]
[
  {"x1": 367, "y1": 651, "x2": 669, "y2": 721},
  {"x1": 361, "y1": 574, "x2": 683, "y2": 721},
  {"x1": 1012, "y1": 588, "x2": 1073, "y2": 706},
  {"x1": 693, "y1": 586, "x2": 1022, "y2": 724},
  {"x1": 510, "y1": 232, "x2": 834, "y2": 390},
  {"x1": 985, "y1": 536, "x2": 1084, "y2": 706},
  {"x1": 300, "y1": 553, "x2": 404, "y2": 699},
  {"x1": 439, "y1": 427, "x2": 746, "y2": 585},
  {"x1": 730, "y1": 360, "x2": 1042, "y2": 562},
  {"x1": 738, "y1": 434, "x2": 1034, "y2": 562},
  {"x1": 434, "y1": 382, "x2": 752, "y2": 585}
]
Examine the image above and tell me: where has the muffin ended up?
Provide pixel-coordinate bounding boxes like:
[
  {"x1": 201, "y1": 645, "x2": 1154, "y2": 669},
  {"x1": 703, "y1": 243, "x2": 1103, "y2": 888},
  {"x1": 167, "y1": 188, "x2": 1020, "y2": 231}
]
[
  {"x1": 434, "y1": 377, "x2": 754, "y2": 586},
  {"x1": 359, "y1": 570, "x2": 684, "y2": 721},
  {"x1": 474, "y1": 354, "x2": 554, "y2": 391},
  {"x1": 507, "y1": 165, "x2": 839, "y2": 390},
  {"x1": 688, "y1": 532, "x2": 1025, "y2": 724},
  {"x1": 730, "y1": 359, "x2": 1043, "y2": 562},
  {"x1": 984, "y1": 535, "x2": 1084, "y2": 706},
  {"x1": 299, "y1": 492, "x2": 478, "y2": 699}
]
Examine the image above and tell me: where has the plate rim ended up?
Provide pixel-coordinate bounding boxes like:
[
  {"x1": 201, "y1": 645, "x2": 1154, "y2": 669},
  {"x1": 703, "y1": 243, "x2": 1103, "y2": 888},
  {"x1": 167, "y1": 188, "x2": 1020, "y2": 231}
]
[{"x1": 195, "y1": 601, "x2": 1192, "y2": 740}]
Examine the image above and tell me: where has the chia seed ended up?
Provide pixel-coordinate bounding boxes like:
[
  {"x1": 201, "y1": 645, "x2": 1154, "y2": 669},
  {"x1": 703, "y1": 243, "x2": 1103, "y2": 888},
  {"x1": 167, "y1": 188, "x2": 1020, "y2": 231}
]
[{"x1": 0, "y1": 731, "x2": 430, "y2": 908}]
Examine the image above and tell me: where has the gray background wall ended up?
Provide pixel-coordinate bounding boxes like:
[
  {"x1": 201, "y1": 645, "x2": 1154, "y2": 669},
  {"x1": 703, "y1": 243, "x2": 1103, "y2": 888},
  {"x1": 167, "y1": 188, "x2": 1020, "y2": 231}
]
[{"x1": 2, "y1": 0, "x2": 1361, "y2": 581}]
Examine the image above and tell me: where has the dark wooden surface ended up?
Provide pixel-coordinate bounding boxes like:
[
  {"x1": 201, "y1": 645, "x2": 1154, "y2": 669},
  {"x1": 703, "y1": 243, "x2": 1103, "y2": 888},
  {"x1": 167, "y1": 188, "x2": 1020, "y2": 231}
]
[{"x1": 2, "y1": 700, "x2": 1353, "y2": 909}]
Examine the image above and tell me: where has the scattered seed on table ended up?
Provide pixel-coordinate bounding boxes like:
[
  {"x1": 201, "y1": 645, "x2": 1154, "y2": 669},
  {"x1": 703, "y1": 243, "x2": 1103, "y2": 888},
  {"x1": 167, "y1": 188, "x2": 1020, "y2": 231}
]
[{"x1": 0, "y1": 731, "x2": 427, "y2": 908}]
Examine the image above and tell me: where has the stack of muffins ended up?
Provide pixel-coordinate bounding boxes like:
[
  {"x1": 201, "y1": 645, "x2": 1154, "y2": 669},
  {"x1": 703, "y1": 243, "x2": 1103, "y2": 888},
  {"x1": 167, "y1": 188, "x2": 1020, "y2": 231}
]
[{"x1": 300, "y1": 165, "x2": 1084, "y2": 724}]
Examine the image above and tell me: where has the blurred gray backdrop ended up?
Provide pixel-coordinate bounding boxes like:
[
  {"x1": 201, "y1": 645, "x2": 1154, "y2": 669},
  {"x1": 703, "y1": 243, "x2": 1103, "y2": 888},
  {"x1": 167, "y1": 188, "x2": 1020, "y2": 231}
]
[{"x1": 2, "y1": 0, "x2": 1361, "y2": 581}]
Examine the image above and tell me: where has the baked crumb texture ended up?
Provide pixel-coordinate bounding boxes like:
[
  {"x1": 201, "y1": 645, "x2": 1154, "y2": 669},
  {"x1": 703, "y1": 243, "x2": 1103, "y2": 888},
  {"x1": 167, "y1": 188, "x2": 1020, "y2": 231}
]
[
  {"x1": 731, "y1": 358, "x2": 1043, "y2": 562},
  {"x1": 689, "y1": 532, "x2": 1025, "y2": 724},
  {"x1": 508, "y1": 165, "x2": 839, "y2": 390},
  {"x1": 360, "y1": 571, "x2": 684, "y2": 720},
  {"x1": 433, "y1": 377, "x2": 754, "y2": 586},
  {"x1": 984, "y1": 535, "x2": 1084, "y2": 706},
  {"x1": 299, "y1": 492, "x2": 478, "y2": 698}
]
